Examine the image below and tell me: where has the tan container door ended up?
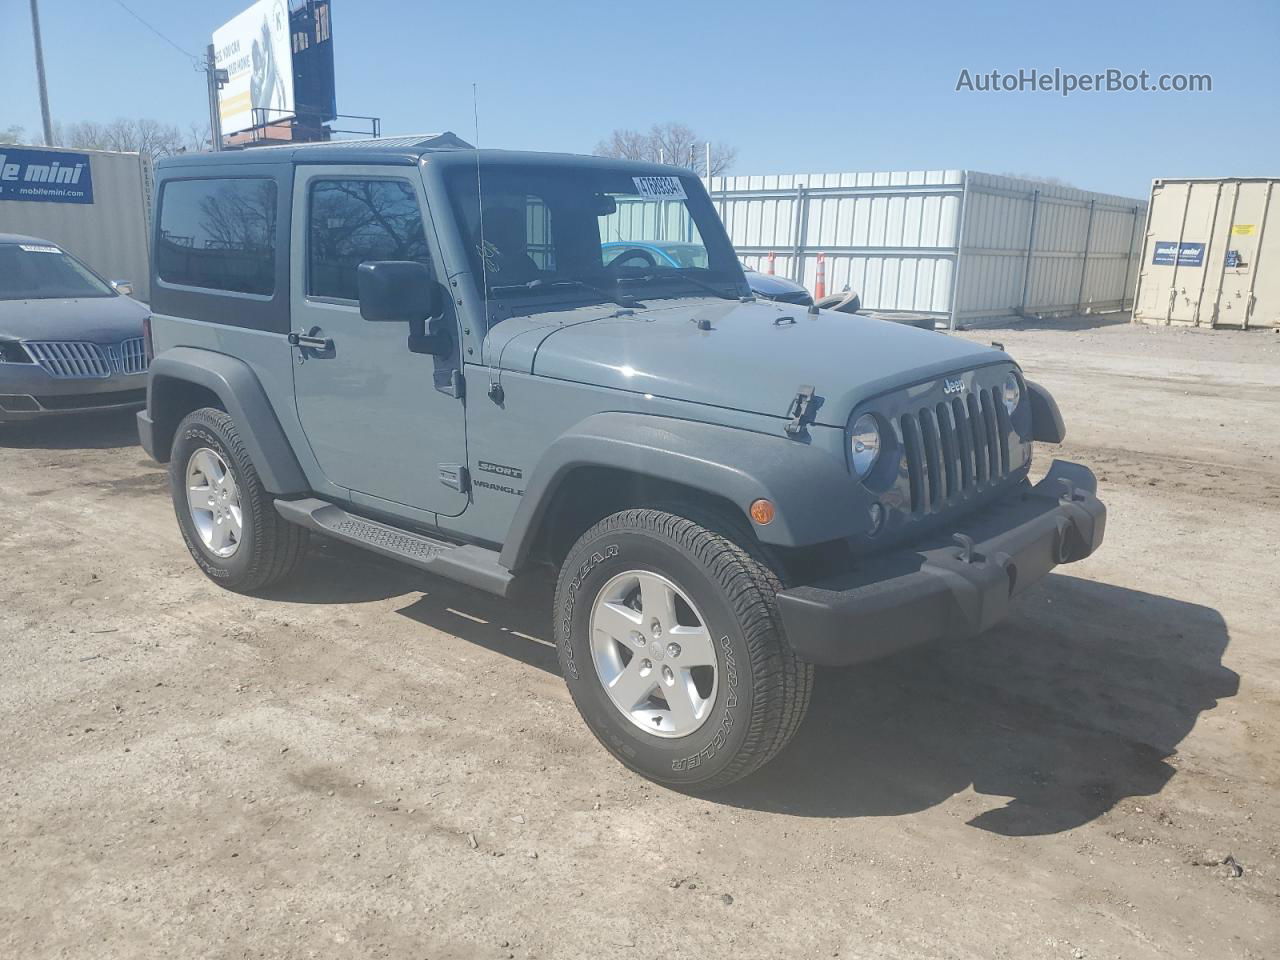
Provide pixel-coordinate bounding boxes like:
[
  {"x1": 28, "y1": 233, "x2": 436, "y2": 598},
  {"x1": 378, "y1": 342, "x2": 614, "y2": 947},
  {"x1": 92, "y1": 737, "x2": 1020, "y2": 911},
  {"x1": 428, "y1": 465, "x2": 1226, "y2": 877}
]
[
  {"x1": 1213, "y1": 182, "x2": 1277, "y2": 328},
  {"x1": 1136, "y1": 181, "x2": 1210, "y2": 323},
  {"x1": 1166, "y1": 182, "x2": 1219, "y2": 324}
]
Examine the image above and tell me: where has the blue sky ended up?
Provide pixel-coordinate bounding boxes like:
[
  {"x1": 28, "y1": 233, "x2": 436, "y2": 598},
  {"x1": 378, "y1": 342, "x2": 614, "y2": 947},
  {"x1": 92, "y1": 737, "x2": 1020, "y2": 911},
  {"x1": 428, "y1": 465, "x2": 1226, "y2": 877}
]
[{"x1": 2, "y1": 0, "x2": 1276, "y2": 198}]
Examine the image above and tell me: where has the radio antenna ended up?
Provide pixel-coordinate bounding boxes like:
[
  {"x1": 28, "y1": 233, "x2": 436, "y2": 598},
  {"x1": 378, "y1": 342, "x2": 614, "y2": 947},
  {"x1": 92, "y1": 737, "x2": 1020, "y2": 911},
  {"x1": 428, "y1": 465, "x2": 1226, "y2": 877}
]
[{"x1": 473, "y1": 83, "x2": 503, "y2": 402}]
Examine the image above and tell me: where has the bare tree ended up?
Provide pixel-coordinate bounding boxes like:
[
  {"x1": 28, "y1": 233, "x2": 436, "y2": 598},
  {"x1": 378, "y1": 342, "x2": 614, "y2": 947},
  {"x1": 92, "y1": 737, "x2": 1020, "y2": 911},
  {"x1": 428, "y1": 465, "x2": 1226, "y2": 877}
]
[
  {"x1": 0, "y1": 124, "x2": 26, "y2": 144},
  {"x1": 184, "y1": 123, "x2": 212, "y2": 154},
  {"x1": 52, "y1": 117, "x2": 196, "y2": 161},
  {"x1": 595, "y1": 122, "x2": 738, "y2": 177}
]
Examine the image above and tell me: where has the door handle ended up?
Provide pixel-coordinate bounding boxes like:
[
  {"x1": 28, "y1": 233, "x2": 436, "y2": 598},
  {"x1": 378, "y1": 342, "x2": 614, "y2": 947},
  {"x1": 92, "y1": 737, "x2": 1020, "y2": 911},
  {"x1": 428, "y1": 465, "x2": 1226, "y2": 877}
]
[{"x1": 288, "y1": 331, "x2": 333, "y2": 350}]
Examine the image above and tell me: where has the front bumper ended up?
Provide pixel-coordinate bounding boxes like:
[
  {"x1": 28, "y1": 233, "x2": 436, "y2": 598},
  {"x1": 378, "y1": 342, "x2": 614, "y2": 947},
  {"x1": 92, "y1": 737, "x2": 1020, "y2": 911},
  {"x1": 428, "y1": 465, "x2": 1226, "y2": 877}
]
[
  {"x1": 0, "y1": 368, "x2": 147, "y2": 421},
  {"x1": 776, "y1": 459, "x2": 1106, "y2": 666}
]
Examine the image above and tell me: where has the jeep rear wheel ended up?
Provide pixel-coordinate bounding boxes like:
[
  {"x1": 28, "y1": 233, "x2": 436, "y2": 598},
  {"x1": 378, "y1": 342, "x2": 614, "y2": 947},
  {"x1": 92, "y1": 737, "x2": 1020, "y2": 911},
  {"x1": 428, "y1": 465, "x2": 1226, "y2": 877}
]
[
  {"x1": 170, "y1": 407, "x2": 308, "y2": 592},
  {"x1": 554, "y1": 507, "x2": 813, "y2": 790}
]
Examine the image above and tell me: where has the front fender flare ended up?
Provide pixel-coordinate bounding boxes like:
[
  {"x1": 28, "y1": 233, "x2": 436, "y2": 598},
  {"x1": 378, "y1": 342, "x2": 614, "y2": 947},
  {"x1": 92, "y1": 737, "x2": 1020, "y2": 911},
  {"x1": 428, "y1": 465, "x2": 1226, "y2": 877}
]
[
  {"x1": 144, "y1": 347, "x2": 308, "y2": 495},
  {"x1": 1027, "y1": 379, "x2": 1067, "y2": 443},
  {"x1": 499, "y1": 412, "x2": 864, "y2": 571}
]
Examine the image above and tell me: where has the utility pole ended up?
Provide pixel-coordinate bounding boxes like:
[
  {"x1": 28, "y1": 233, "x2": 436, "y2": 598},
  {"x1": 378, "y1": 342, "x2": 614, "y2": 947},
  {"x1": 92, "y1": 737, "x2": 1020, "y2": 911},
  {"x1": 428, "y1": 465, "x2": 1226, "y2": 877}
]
[
  {"x1": 203, "y1": 44, "x2": 227, "y2": 151},
  {"x1": 28, "y1": 0, "x2": 54, "y2": 145}
]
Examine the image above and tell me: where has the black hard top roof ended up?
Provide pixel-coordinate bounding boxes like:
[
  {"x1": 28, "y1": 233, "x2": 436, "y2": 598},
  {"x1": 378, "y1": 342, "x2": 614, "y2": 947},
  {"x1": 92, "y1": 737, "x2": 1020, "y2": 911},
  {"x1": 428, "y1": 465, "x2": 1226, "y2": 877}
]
[{"x1": 154, "y1": 132, "x2": 693, "y2": 178}]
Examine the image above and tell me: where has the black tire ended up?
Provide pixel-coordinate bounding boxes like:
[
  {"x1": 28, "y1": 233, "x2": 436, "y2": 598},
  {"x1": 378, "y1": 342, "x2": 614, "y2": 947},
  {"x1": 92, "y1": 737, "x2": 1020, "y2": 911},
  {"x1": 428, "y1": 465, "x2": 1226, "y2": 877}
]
[
  {"x1": 554, "y1": 507, "x2": 813, "y2": 790},
  {"x1": 169, "y1": 407, "x2": 307, "y2": 592}
]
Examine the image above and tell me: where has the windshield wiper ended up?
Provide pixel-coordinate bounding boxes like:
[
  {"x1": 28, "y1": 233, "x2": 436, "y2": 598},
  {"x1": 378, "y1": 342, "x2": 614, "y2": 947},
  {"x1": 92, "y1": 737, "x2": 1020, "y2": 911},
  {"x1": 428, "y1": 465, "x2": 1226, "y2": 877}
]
[
  {"x1": 616, "y1": 272, "x2": 739, "y2": 301},
  {"x1": 490, "y1": 278, "x2": 637, "y2": 308}
]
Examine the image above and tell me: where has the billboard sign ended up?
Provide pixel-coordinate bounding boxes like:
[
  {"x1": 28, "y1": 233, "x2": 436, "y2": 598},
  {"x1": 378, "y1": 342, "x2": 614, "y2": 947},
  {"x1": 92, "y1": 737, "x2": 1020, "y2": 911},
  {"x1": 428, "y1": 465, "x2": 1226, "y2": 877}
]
[
  {"x1": 0, "y1": 148, "x2": 94, "y2": 204},
  {"x1": 290, "y1": 1, "x2": 336, "y2": 124},
  {"x1": 213, "y1": 0, "x2": 295, "y2": 135}
]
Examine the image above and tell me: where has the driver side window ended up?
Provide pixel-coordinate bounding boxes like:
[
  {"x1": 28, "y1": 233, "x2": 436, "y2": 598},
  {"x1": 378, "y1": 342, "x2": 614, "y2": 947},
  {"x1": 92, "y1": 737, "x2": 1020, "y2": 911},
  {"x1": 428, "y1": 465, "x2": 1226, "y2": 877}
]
[{"x1": 307, "y1": 178, "x2": 430, "y2": 301}]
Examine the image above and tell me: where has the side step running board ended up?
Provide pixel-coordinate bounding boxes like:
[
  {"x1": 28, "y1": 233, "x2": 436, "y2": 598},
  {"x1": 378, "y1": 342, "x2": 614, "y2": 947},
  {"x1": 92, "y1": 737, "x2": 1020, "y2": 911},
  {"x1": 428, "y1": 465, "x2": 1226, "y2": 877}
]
[{"x1": 274, "y1": 498, "x2": 513, "y2": 598}]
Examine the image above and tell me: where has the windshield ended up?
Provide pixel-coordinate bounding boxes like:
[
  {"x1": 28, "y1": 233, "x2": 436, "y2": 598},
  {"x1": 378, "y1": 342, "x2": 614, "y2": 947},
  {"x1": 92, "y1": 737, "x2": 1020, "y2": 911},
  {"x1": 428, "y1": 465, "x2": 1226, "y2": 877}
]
[
  {"x1": 445, "y1": 164, "x2": 746, "y2": 322},
  {"x1": 0, "y1": 242, "x2": 115, "y2": 300}
]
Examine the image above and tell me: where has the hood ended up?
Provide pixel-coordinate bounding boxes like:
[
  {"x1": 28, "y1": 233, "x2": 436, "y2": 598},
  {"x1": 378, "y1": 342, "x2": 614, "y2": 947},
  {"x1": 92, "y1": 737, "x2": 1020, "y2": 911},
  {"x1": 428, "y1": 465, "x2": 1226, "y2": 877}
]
[
  {"x1": 0, "y1": 294, "x2": 149, "y2": 343},
  {"x1": 520, "y1": 298, "x2": 1009, "y2": 426}
]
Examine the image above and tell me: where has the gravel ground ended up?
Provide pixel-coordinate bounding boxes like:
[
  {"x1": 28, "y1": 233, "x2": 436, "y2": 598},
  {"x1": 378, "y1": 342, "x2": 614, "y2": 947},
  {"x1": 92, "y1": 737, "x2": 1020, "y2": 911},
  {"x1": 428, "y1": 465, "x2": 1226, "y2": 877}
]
[{"x1": 1, "y1": 316, "x2": 1277, "y2": 959}]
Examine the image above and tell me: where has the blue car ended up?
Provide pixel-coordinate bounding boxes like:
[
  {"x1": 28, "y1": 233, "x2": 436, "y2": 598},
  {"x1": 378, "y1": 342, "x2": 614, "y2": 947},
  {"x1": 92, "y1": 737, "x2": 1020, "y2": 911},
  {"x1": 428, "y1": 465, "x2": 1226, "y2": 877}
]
[{"x1": 601, "y1": 240, "x2": 815, "y2": 306}]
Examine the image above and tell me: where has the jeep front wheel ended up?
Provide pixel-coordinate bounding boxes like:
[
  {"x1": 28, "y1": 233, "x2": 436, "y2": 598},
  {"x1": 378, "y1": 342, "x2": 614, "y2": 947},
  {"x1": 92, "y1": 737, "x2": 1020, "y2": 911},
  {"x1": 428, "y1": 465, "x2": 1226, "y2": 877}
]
[
  {"x1": 554, "y1": 508, "x2": 813, "y2": 790},
  {"x1": 169, "y1": 407, "x2": 307, "y2": 592}
]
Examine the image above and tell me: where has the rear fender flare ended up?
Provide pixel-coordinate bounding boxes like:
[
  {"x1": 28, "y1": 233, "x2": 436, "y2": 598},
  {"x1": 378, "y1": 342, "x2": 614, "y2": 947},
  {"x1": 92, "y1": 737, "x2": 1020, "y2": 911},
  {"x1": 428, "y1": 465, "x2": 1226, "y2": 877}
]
[{"x1": 146, "y1": 347, "x2": 307, "y2": 494}]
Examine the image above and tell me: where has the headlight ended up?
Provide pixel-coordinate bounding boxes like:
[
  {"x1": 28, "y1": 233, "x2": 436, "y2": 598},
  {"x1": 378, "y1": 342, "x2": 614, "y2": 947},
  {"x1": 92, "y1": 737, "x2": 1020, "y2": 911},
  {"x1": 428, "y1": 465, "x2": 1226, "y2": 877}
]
[
  {"x1": 850, "y1": 413, "x2": 881, "y2": 480},
  {"x1": 0, "y1": 340, "x2": 33, "y2": 364},
  {"x1": 1002, "y1": 372, "x2": 1022, "y2": 415}
]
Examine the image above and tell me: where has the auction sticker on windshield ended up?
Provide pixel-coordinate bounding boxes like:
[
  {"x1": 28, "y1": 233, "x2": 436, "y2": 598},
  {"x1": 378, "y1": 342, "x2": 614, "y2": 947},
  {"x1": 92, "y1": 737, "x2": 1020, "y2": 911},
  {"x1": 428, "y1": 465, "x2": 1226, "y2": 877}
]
[
  {"x1": 18, "y1": 245, "x2": 60, "y2": 254},
  {"x1": 633, "y1": 176, "x2": 687, "y2": 201}
]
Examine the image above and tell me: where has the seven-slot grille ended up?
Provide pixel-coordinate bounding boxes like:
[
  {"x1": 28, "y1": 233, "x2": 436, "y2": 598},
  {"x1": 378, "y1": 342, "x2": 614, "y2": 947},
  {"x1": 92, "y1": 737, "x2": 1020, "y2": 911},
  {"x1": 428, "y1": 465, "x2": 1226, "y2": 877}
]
[
  {"x1": 22, "y1": 339, "x2": 148, "y2": 379},
  {"x1": 899, "y1": 385, "x2": 1013, "y2": 514}
]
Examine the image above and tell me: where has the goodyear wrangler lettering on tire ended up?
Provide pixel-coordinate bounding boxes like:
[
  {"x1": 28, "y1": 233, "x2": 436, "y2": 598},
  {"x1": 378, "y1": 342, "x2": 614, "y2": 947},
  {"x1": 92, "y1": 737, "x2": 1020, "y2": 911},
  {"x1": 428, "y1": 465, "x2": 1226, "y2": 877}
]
[
  {"x1": 559, "y1": 545, "x2": 620, "y2": 680},
  {"x1": 671, "y1": 634, "x2": 738, "y2": 772}
]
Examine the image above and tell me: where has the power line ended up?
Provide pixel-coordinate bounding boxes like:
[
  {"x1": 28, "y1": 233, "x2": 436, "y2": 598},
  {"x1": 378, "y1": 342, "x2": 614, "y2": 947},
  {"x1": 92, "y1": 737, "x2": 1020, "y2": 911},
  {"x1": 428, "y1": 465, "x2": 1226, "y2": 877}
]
[{"x1": 107, "y1": 0, "x2": 202, "y2": 66}]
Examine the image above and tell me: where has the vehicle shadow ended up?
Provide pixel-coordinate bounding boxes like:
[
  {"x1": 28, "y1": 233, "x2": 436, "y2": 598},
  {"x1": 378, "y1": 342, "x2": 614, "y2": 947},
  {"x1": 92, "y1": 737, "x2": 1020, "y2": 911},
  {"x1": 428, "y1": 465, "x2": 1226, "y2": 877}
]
[
  {"x1": 258, "y1": 538, "x2": 427, "y2": 605},
  {"x1": 394, "y1": 574, "x2": 560, "y2": 674},
  {"x1": 259, "y1": 536, "x2": 562, "y2": 672},
  {"x1": 254, "y1": 539, "x2": 1237, "y2": 835},
  {"x1": 996, "y1": 313, "x2": 1132, "y2": 333},
  {"x1": 0, "y1": 408, "x2": 141, "y2": 450},
  {"x1": 719, "y1": 573, "x2": 1238, "y2": 836}
]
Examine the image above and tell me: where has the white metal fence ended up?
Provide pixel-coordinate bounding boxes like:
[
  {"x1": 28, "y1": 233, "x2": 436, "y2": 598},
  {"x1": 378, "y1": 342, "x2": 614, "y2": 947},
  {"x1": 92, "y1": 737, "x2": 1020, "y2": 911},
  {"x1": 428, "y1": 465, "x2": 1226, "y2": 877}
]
[{"x1": 707, "y1": 170, "x2": 1147, "y2": 327}]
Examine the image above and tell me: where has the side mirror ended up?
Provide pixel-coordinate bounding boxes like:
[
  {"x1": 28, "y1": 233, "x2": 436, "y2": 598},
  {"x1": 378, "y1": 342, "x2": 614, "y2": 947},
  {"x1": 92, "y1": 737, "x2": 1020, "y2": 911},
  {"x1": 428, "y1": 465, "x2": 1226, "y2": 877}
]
[
  {"x1": 112, "y1": 280, "x2": 134, "y2": 296},
  {"x1": 357, "y1": 260, "x2": 442, "y2": 323},
  {"x1": 357, "y1": 260, "x2": 450, "y2": 357}
]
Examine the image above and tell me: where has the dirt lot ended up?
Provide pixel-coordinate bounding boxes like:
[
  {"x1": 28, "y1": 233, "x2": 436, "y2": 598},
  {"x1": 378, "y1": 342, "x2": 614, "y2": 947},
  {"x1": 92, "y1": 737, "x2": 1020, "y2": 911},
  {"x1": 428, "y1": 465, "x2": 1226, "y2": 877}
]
[{"x1": 2, "y1": 317, "x2": 1278, "y2": 960}]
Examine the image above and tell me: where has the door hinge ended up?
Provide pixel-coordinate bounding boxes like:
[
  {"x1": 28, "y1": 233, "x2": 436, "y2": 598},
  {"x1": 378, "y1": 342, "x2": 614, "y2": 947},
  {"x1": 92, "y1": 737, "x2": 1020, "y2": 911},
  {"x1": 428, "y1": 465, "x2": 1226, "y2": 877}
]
[{"x1": 439, "y1": 464, "x2": 470, "y2": 493}]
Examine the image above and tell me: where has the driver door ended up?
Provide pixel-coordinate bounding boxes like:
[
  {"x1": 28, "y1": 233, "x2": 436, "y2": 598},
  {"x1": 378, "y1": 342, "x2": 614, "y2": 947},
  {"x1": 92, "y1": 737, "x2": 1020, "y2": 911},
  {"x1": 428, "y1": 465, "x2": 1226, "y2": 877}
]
[{"x1": 289, "y1": 165, "x2": 469, "y2": 518}]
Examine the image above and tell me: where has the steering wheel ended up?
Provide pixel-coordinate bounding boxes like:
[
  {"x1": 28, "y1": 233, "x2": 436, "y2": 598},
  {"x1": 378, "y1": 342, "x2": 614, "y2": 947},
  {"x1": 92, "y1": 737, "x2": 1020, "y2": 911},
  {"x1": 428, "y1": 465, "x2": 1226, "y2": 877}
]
[{"x1": 605, "y1": 248, "x2": 658, "y2": 270}]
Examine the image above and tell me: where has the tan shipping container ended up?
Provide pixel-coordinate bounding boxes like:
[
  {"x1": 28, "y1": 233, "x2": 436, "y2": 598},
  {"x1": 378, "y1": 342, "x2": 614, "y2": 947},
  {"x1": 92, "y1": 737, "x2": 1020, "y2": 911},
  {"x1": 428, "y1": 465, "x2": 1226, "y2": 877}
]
[
  {"x1": 0, "y1": 144, "x2": 153, "y2": 302},
  {"x1": 1133, "y1": 177, "x2": 1279, "y2": 329}
]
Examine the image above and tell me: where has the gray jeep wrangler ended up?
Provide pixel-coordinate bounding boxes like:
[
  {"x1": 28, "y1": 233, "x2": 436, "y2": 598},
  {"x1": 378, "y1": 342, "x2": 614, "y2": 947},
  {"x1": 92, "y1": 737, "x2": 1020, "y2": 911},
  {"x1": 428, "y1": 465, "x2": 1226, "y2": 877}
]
[{"x1": 139, "y1": 135, "x2": 1106, "y2": 789}]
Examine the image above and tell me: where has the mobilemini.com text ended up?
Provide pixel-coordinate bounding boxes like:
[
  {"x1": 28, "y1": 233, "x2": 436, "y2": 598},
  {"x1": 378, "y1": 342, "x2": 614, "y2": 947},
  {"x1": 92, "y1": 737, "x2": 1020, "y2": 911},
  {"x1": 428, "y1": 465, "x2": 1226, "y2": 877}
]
[{"x1": 956, "y1": 68, "x2": 1212, "y2": 97}]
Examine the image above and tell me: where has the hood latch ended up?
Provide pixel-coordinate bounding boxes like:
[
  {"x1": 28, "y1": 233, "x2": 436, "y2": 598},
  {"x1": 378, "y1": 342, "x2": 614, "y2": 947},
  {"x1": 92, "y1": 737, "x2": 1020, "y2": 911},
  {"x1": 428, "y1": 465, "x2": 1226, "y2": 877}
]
[{"x1": 784, "y1": 385, "x2": 817, "y2": 437}]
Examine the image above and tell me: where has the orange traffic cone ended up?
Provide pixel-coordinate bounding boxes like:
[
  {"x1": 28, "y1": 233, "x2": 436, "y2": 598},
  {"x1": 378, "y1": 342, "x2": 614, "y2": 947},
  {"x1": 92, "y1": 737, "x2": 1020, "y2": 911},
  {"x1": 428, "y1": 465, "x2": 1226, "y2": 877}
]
[
  {"x1": 815, "y1": 253, "x2": 827, "y2": 300},
  {"x1": 766, "y1": 251, "x2": 776, "y2": 275}
]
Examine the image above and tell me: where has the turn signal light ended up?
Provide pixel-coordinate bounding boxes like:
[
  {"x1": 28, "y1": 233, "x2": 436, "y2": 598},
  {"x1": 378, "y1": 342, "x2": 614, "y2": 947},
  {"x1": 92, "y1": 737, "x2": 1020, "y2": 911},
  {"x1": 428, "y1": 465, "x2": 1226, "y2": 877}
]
[{"x1": 750, "y1": 499, "x2": 775, "y2": 525}]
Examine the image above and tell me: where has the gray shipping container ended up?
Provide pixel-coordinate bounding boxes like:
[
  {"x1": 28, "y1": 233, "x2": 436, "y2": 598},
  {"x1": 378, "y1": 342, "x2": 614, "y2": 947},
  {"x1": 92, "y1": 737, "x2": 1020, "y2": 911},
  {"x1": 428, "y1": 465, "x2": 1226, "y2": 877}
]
[
  {"x1": 0, "y1": 144, "x2": 153, "y2": 302},
  {"x1": 1132, "y1": 177, "x2": 1278, "y2": 329},
  {"x1": 708, "y1": 170, "x2": 1147, "y2": 328}
]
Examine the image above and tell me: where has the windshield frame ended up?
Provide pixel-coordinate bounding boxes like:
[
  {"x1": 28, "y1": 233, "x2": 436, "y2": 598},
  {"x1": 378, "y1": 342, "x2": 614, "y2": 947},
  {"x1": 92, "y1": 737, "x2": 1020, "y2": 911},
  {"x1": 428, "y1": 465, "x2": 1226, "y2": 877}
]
[
  {"x1": 434, "y1": 158, "x2": 749, "y2": 328},
  {"x1": 0, "y1": 242, "x2": 118, "y2": 301}
]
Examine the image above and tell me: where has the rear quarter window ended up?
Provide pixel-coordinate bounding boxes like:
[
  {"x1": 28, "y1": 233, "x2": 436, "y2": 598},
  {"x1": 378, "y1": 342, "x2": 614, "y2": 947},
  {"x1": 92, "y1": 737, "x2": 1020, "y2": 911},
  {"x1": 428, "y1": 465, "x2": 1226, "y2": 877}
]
[{"x1": 156, "y1": 178, "x2": 278, "y2": 296}]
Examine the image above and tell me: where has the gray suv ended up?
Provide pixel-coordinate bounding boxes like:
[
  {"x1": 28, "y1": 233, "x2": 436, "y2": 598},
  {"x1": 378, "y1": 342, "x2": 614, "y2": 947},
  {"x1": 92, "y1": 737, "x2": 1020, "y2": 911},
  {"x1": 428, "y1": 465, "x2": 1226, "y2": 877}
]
[{"x1": 139, "y1": 135, "x2": 1106, "y2": 789}]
